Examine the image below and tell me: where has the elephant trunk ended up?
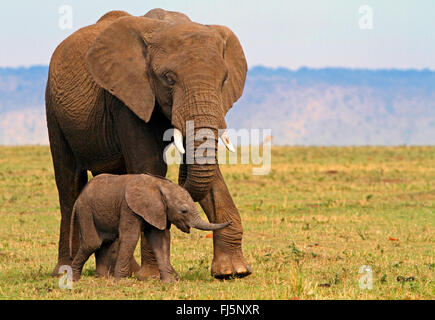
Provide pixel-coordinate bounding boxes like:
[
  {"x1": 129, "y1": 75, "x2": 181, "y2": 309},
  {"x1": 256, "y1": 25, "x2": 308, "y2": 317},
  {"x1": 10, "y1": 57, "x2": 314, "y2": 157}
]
[
  {"x1": 172, "y1": 91, "x2": 225, "y2": 202},
  {"x1": 189, "y1": 211, "x2": 231, "y2": 231},
  {"x1": 183, "y1": 124, "x2": 218, "y2": 201}
]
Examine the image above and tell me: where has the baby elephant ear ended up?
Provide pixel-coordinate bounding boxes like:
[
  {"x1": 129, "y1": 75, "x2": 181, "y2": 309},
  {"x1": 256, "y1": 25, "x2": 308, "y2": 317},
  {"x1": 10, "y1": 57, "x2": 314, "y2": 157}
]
[{"x1": 125, "y1": 175, "x2": 167, "y2": 230}]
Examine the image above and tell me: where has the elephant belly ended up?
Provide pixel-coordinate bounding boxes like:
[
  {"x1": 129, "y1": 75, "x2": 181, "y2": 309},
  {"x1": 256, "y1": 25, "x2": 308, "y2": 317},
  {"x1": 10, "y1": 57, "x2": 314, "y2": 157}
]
[
  {"x1": 95, "y1": 224, "x2": 119, "y2": 243},
  {"x1": 87, "y1": 157, "x2": 126, "y2": 176},
  {"x1": 67, "y1": 130, "x2": 124, "y2": 174}
]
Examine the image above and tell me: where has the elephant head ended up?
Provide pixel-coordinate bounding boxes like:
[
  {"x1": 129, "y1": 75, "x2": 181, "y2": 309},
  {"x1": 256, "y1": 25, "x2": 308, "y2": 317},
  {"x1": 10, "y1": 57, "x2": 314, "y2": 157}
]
[
  {"x1": 85, "y1": 9, "x2": 247, "y2": 201},
  {"x1": 125, "y1": 174, "x2": 231, "y2": 233}
]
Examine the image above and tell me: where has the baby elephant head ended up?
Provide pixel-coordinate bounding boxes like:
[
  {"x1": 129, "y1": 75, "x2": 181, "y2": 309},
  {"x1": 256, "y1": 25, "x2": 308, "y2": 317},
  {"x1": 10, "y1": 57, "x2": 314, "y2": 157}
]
[
  {"x1": 125, "y1": 174, "x2": 231, "y2": 233},
  {"x1": 160, "y1": 182, "x2": 231, "y2": 233}
]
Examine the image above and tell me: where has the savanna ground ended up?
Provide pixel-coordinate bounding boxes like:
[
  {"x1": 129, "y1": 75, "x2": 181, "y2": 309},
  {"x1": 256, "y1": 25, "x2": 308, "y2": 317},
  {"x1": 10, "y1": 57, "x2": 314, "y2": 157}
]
[{"x1": 0, "y1": 146, "x2": 433, "y2": 300}]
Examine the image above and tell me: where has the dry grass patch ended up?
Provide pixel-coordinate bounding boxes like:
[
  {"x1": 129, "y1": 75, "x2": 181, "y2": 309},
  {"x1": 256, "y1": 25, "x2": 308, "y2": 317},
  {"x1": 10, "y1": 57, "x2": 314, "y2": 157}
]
[{"x1": 0, "y1": 146, "x2": 433, "y2": 299}]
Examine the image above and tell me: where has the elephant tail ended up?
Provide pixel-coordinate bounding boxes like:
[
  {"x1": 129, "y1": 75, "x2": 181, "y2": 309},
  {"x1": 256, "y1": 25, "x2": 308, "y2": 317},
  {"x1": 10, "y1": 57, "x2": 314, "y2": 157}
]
[{"x1": 69, "y1": 202, "x2": 78, "y2": 259}]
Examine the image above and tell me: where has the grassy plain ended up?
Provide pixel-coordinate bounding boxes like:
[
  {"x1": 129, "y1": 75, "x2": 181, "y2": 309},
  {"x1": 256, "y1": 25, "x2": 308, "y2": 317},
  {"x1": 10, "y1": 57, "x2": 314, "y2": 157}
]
[{"x1": 0, "y1": 146, "x2": 433, "y2": 299}]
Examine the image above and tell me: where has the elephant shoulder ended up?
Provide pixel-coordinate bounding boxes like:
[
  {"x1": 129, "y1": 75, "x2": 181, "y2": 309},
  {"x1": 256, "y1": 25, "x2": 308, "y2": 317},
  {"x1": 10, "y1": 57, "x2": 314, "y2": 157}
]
[
  {"x1": 52, "y1": 11, "x2": 131, "y2": 60},
  {"x1": 96, "y1": 11, "x2": 131, "y2": 24},
  {"x1": 48, "y1": 22, "x2": 105, "y2": 97},
  {"x1": 50, "y1": 23, "x2": 107, "y2": 66}
]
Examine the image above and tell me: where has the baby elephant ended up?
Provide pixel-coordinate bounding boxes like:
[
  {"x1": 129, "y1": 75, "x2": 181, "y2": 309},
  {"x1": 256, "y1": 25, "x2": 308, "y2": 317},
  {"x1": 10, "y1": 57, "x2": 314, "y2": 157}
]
[{"x1": 70, "y1": 173, "x2": 230, "y2": 282}]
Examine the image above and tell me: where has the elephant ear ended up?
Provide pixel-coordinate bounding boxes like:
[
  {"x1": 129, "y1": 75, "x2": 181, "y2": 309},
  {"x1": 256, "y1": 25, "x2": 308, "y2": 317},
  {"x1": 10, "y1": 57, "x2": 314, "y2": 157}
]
[
  {"x1": 86, "y1": 16, "x2": 165, "y2": 123},
  {"x1": 209, "y1": 25, "x2": 247, "y2": 113},
  {"x1": 125, "y1": 175, "x2": 167, "y2": 230}
]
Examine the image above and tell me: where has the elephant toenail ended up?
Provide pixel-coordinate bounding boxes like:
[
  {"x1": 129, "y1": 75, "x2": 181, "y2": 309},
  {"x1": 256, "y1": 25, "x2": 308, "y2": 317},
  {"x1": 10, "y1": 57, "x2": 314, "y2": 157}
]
[{"x1": 236, "y1": 267, "x2": 247, "y2": 273}]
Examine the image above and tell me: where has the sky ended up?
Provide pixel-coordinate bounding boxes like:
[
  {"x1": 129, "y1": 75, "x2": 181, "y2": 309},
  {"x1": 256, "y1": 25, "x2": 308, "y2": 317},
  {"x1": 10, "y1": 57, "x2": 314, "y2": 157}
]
[{"x1": 0, "y1": 0, "x2": 434, "y2": 70}]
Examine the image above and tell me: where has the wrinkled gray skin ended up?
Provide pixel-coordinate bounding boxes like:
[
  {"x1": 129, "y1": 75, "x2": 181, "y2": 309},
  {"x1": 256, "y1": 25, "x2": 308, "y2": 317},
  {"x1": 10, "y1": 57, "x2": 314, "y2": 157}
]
[
  {"x1": 46, "y1": 8, "x2": 251, "y2": 280},
  {"x1": 70, "y1": 174, "x2": 230, "y2": 282}
]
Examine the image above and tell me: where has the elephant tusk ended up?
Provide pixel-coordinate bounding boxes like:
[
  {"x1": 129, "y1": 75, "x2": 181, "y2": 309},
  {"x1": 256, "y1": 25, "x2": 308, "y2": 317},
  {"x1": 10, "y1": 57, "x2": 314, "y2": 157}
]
[
  {"x1": 220, "y1": 131, "x2": 236, "y2": 153},
  {"x1": 173, "y1": 128, "x2": 185, "y2": 154}
]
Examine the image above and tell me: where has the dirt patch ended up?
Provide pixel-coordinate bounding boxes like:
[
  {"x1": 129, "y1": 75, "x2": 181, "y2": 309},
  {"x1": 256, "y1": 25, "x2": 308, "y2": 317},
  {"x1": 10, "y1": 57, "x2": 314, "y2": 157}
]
[
  {"x1": 306, "y1": 203, "x2": 321, "y2": 208},
  {"x1": 396, "y1": 190, "x2": 435, "y2": 201},
  {"x1": 324, "y1": 170, "x2": 339, "y2": 175},
  {"x1": 382, "y1": 179, "x2": 406, "y2": 184}
]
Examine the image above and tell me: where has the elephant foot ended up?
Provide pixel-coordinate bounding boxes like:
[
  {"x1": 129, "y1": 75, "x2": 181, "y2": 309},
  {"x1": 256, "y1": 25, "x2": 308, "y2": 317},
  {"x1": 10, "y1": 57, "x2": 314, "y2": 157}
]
[
  {"x1": 211, "y1": 247, "x2": 252, "y2": 279},
  {"x1": 95, "y1": 266, "x2": 111, "y2": 278},
  {"x1": 135, "y1": 264, "x2": 160, "y2": 281},
  {"x1": 160, "y1": 267, "x2": 180, "y2": 283},
  {"x1": 129, "y1": 257, "x2": 141, "y2": 275},
  {"x1": 161, "y1": 274, "x2": 179, "y2": 283},
  {"x1": 51, "y1": 258, "x2": 73, "y2": 277},
  {"x1": 72, "y1": 272, "x2": 81, "y2": 282}
]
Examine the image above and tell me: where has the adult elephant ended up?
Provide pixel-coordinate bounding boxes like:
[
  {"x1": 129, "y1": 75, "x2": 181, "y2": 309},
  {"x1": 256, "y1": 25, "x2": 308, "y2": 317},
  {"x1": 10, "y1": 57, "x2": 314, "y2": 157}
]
[{"x1": 45, "y1": 9, "x2": 251, "y2": 279}]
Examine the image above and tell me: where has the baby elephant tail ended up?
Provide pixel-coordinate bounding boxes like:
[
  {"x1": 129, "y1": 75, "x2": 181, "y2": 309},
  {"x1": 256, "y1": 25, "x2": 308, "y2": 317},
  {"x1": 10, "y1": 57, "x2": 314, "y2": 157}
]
[{"x1": 69, "y1": 202, "x2": 78, "y2": 259}]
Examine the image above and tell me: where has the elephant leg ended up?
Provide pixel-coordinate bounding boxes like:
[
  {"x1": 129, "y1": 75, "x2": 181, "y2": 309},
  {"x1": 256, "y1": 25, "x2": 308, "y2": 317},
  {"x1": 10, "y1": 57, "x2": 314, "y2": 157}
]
[
  {"x1": 70, "y1": 207, "x2": 102, "y2": 281},
  {"x1": 46, "y1": 110, "x2": 88, "y2": 276},
  {"x1": 95, "y1": 240, "x2": 118, "y2": 278},
  {"x1": 71, "y1": 246, "x2": 95, "y2": 282},
  {"x1": 135, "y1": 232, "x2": 160, "y2": 280},
  {"x1": 199, "y1": 166, "x2": 252, "y2": 279},
  {"x1": 95, "y1": 239, "x2": 141, "y2": 278},
  {"x1": 113, "y1": 107, "x2": 171, "y2": 280},
  {"x1": 144, "y1": 229, "x2": 178, "y2": 283},
  {"x1": 114, "y1": 213, "x2": 141, "y2": 279}
]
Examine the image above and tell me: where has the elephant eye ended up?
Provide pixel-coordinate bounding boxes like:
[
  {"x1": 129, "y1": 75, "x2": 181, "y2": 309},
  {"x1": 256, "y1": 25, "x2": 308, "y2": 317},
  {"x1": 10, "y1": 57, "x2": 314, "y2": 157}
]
[
  {"x1": 221, "y1": 71, "x2": 228, "y2": 89},
  {"x1": 180, "y1": 205, "x2": 189, "y2": 214},
  {"x1": 162, "y1": 72, "x2": 176, "y2": 86}
]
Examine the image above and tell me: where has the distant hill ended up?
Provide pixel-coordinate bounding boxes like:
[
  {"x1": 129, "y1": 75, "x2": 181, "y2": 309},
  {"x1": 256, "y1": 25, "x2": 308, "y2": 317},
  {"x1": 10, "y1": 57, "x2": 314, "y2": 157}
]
[
  {"x1": 227, "y1": 66, "x2": 435, "y2": 145},
  {"x1": 0, "y1": 65, "x2": 434, "y2": 145},
  {"x1": 0, "y1": 66, "x2": 49, "y2": 145}
]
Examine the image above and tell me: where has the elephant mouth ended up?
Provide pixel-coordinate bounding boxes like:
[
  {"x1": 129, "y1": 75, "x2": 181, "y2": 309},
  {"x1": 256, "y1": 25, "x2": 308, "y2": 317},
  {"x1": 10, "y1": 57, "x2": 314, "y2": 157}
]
[
  {"x1": 181, "y1": 225, "x2": 191, "y2": 234},
  {"x1": 172, "y1": 128, "x2": 235, "y2": 155},
  {"x1": 171, "y1": 126, "x2": 235, "y2": 202},
  {"x1": 170, "y1": 98, "x2": 235, "y2": 202}
]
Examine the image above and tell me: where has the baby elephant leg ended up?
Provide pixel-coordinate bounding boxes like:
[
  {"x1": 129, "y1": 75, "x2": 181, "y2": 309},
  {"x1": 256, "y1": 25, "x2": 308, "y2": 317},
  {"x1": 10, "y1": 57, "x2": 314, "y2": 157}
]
[
  {"x1": 95, "y1": 240, "x2": 118, "y2": 278},
  {"x1": 71, "y1": 210, "x2": 102, "y2": 281},
  {"x1": 144, "y1": 229, "x2": 179, "y2": 283},
  {"x1": 72, "y1": 247, "x2": 96, "y2": 281},
  {"x1": 96, "y1": 240, "x2": 140, "y2": 278},
  {"x1": 114, "y1": 216, "x2": 141, "y2": 280}
]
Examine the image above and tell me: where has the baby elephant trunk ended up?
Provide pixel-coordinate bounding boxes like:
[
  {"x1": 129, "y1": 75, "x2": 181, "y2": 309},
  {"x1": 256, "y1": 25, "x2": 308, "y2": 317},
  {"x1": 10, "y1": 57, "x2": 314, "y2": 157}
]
[{"x1": 189, "y1": 214, "x2": 231, "y2": 231}]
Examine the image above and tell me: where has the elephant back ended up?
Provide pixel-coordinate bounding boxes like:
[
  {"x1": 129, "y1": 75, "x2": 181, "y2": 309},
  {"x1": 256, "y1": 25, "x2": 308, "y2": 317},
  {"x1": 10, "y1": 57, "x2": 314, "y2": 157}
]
[
  {"x1": 97, "y1": 11, "x2": 131, "y2": 23},
  {"x1": 144, "y1": 8, "x2": 191, "y2": 24},
  {"x1": 46, "y1": 13, "x2": 129, "y2": 159}
]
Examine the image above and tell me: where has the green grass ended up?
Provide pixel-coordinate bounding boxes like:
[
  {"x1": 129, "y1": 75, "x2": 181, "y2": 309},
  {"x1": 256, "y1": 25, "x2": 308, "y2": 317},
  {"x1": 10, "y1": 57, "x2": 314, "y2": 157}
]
[{"x1": 0, "y1": 146, "x2": 434, "y2": 299}]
